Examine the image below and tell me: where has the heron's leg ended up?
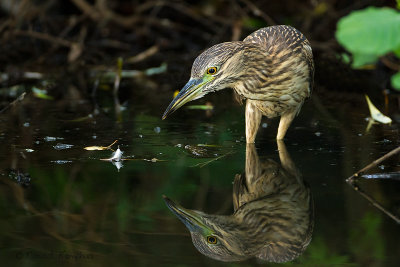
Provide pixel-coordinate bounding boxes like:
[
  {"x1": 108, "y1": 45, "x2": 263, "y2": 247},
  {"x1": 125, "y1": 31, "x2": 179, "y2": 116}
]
[
  {"x1": 277, "y1": 140, "x2": 303, "y2": 185},
  {"x1": 245, "y1": 143, "x2": 261, "y2": 183},
  {"x1": 245, "y1": 100, "x2": 262, "y2": 143},
  {"x1": 277, "y1": 110, "x2": 297, "y2": 140},
  {"x1": 277, "y1": 140, "x2": 297, "y2": 176}
]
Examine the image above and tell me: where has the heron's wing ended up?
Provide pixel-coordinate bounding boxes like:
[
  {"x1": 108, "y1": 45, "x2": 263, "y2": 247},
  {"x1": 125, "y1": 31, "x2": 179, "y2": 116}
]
[{"x1": 243, "y1": 25, "x2": 314, "y2": 96}]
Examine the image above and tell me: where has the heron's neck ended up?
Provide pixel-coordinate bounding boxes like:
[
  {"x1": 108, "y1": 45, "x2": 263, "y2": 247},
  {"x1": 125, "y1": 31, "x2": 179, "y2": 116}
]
[{"x1": 231, "y1": 43, "x2": 271, "y2": 100}]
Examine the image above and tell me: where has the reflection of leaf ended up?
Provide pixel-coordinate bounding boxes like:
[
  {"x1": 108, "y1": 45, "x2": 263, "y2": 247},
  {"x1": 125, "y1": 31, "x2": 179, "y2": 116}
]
[
  {"x1": 349, "y1": 213, "x2": 385, "y2": 262},
  {"x1": 365, "y1": 95, "x2": 392, "y2": 124},
  {"x1": 298, "y1": 237, "x2": 349, "y2": 265}
]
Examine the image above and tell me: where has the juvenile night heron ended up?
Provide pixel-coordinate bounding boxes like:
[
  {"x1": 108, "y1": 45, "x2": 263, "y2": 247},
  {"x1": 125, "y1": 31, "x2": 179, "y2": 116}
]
[
  {"x1": 162, "y1": 25, "x2": 314, "y2": 142},
  {"x1": 163, "y1": 142, "x2": 314, "y2": 262}
]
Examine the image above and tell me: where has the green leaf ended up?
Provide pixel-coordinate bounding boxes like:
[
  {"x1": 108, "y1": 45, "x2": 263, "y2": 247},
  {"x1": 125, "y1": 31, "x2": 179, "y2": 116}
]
[
  {"x1": 32, "y1": 86, "x2": 53, "y2": 100},
  {"x1": 391, "y1": 72, "x2": 400, "y2": 90},
  {"x1": 336, "y1": 7, "x2": 400, "y2": 56},
  {"x1": 351, "y1": 53, "x2": 379, "y2": 68},
  {"x1": 394, "y1": 46, "x2": 400, "y2": 58}
]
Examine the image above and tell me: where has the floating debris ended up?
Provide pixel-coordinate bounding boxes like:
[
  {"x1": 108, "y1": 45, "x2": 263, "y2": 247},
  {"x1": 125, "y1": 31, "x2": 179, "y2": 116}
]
[
  {"x1": 101, "y1": 146, "x2": 123, "y2": 162},
  {"x1": 361, "y1": 172, "x2": 400, "y2": 180},
  {"x1": 143, "y1": 158, "x2": 166, "y2": 162},
  {"x1": 51, "y1": 160, "x2": 72, "y2": 164},
  {"x1": 197, "y1": 144, "x2": 220, "y2": 147},
  {"x1": 154, "y1": 126, "x2": 161, "y2": 133},
  {"x1": 365, "y1": 95, "x2": 392, "y2": 124},
  {"x1": 25, "y1": 149, "x2": 34, "y2": 152},
  {"x1": 184, "y1": 144, "x2": 209, "y2": 157},
  {"x1": 44, "y1": 136, "x2": 64, "y2": 142},
  {"x1": 8, "y1": 170, "x2": 31, "y2": 187},
  {"x1": 84, "y1": 140, "x2": 118, "y2": 151},
  {"x1": 53, "y1": 143, "x2": 74, "y2": 150}
]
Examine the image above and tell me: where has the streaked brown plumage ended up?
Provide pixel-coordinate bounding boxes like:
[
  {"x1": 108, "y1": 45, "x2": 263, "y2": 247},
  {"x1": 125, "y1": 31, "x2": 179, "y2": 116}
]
[
  {"x1": 163, "y1": 25, "x2": 314, "y2": 142},
  {"x1": 163, "y1": 141, "x2": 314, "y2": 262}
]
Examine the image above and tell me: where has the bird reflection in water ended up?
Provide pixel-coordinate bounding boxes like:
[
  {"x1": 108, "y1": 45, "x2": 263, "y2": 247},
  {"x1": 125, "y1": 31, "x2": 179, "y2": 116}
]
[{"x1": 163, "y1": 141, "x2": 314, "y2": 263}]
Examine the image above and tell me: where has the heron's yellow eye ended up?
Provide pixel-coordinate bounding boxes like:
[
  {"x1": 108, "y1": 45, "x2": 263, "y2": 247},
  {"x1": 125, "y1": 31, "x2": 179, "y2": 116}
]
[
  {"x1": 207, "y1": 235, "x2": 218, "y2": 244},
  {"x1": 206, "y1": 67, "x2": 218, "y2": 75}
]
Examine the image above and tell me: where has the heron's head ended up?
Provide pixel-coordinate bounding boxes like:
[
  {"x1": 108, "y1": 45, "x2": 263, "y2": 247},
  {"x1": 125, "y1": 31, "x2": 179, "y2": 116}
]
[
  {"x1": 163, "y1": 195, "x2": 248, "y2": 261},
  {"x1": 162, "y1": 41, "x2": 253, "y2": 119}
]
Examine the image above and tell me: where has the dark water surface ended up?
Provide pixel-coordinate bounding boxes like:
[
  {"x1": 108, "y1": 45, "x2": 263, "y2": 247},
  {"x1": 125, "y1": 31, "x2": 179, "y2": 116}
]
[{"x1": 0, "y1": 87, "x2": 399, "y2": 266}]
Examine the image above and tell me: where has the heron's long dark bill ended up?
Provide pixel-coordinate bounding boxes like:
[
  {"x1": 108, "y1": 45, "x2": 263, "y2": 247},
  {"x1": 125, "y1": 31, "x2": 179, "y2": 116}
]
[
  {"x1": 163, "y1": 195, "x2": 209, "y2": 233},
  {"x1": 162, "y1": 78, "x2": 208, "y2": 120}
]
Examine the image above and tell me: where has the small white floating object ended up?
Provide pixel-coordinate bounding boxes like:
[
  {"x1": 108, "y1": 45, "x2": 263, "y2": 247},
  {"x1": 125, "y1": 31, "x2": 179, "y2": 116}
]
[
  {"x1": 109, "y1": 147, "x2": 123, "y2": 162},
  {"x1": 365, "y1": 95, "x2": 392, "y2": 124},
  {"x1": 112, "y1": 160, "x2": 123, "y2": 171},
  {"x1": 53, "y1": 143, "x2": 74, "y2": 150},
  {"x1": 100, "y1": 146, "x2": 123, "y2": 162}
]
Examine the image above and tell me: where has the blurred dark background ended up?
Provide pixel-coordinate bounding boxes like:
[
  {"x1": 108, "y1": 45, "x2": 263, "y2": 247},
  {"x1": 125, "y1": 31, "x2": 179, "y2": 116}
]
[{"x1": 0, "y1": 0, "x2": 397, "y2": 100}]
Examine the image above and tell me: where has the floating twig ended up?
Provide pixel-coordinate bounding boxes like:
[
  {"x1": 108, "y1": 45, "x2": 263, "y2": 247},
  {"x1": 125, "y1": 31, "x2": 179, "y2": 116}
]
[
  {"x1": 191, "y1": 151, "x2": 234, "y2": 168},
  {"x1": 84, "y1": 140, "x2": 118, "y2": 151},
  {"x1": 347, "y1": 146, "x2": 400, "y2": 181}
]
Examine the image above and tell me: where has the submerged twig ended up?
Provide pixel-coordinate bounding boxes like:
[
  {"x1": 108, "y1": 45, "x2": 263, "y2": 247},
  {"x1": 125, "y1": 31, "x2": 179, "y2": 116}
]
[{"x1": 347, "y1": 182, "x2": 400, "y2": 224}]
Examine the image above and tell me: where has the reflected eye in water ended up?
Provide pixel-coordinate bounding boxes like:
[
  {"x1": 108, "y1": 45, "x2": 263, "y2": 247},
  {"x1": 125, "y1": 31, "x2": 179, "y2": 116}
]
[{"x1": 207, "y1": 235, "x2": 218, "y2": 244}]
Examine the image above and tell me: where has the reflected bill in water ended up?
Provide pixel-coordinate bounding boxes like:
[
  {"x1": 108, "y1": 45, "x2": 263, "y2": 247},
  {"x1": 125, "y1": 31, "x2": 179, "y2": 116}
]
[{"x1": 163, "y1": 141, "x2": 314, "y2": 262}]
